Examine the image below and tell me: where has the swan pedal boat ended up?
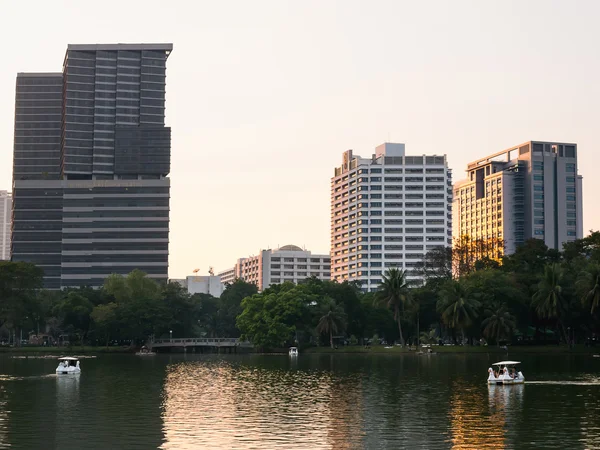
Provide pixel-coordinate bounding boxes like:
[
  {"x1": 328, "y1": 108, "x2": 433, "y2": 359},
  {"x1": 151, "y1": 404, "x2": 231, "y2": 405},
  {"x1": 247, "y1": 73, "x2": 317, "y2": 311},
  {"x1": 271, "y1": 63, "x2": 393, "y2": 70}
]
[
  {"x1": 56, "y1": 357, "x2": 81, "y2": 375},
  {"x1": 289, "y1": 347, "x2": 299, "y2": 357},
  {"x1": 487, "y1": 361, "x2": 524, "y2": 385}
]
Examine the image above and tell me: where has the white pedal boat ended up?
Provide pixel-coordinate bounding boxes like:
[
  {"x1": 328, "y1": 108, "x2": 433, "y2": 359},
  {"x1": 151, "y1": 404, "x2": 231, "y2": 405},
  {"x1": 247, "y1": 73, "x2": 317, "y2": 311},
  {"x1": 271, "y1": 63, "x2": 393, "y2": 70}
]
[
  {"x1": 56, "y1": 357, "x2": 81, "y2": 375},
  {"x1": 487, "y1": 360, "x2": 524, "y2": 385}
]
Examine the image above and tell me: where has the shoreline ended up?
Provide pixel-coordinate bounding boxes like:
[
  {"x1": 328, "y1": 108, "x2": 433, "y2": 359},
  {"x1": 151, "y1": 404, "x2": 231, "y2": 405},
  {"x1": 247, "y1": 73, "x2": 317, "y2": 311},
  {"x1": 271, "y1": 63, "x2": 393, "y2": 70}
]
[{"x1": 2, "y1": 345, "x2": 598, "y2": 356}]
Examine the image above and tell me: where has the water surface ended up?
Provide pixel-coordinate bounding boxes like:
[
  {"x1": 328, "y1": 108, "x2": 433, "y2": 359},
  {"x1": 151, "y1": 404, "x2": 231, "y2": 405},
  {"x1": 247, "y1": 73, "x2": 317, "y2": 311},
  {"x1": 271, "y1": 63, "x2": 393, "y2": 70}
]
[{"x1": 1, "y1": 352, "x2": 599, "y2": 449}]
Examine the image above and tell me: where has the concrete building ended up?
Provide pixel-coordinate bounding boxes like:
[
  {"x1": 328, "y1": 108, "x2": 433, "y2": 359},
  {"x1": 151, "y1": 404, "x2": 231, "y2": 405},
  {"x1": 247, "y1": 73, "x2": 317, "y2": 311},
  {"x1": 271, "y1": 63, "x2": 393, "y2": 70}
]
[
  {"x1": 453, "y1": 141, "x2": 583, "y2": 256},
  {"x1": 11, "y1": 44, "x2": 172, "y2": 288},
  {"x1": 218, "y1": 245, "x2": 331, "y2": 291},
  {"x1": 186, "y1": 275, "x2": 225, "y2": 297},
  {"x1": 0, "y1": 191, "x2": 11, "y2": 260},
  {"x1": 331, "y1": 143, "x2": 452, "y2": 291}
]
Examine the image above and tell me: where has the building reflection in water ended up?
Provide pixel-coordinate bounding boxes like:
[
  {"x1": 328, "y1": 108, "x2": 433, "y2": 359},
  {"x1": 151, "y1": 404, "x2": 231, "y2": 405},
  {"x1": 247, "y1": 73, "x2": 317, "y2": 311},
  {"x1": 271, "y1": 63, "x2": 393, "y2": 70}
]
[
  {"x1": 160, "y1": 359, "x2": 364, "y2": 449},
  {"x1": 448, "y1": 381, "x2": 524, "y2": 449}
]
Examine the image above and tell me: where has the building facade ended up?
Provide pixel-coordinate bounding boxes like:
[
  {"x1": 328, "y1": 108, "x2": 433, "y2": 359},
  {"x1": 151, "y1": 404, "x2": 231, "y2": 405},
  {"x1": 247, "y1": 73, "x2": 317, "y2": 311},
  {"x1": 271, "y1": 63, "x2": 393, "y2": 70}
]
[
  {"x1": 186, "y1": 275, "x2": 225, "y2": 297},
  {"x1": 11, "y1": 44, "x2": 172, "y2": 289},
  {"x1": 218, "y1": 245, "x2": 331, "y2": 291},
  {"x1": 331, "y1": 143, "x2": 452, "y2": 291},
  {"x1": 453, "y1": 141, "x2": 583, "y2": 256},
  {"x1": 0, "y1": 191, "x2": 11, "y2": 260}
]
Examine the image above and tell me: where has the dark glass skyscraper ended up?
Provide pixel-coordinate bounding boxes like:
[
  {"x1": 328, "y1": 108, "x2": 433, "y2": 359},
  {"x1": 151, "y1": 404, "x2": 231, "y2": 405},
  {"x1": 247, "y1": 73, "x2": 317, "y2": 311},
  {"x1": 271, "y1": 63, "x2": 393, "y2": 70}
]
[{"x1": 12, "y1": 44, "x2": 173, "y2": 288}]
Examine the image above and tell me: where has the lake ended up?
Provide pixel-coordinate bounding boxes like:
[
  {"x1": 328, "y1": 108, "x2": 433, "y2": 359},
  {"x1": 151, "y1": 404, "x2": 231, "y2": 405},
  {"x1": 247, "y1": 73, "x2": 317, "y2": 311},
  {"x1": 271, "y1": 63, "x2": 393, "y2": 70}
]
[{"x1": 0, "y1": 352, "x2": 599, "y2": 449}]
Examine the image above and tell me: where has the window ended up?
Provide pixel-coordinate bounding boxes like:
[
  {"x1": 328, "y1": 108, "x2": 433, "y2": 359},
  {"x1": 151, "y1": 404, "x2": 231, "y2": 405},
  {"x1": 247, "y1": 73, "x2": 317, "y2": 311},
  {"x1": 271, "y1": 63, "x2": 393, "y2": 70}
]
[
  {"x1": 567, "y1": 231, "x2": 577, "y2": 237},
  {"x1": 567, "y1": 211, "x2": 576, "y2": 218},
  {"x1": 566, "y1": 195, "x2": 576, "y2": 201},
  {"x1": 533, "y1": 174, "x2": 544, "y2": 181},
  {"x1": 370, "y1": 168, "x2": 382, "y2": 174},
  {"x1": 565, "y1": 163, "x2": 576, "y2": 173},
  {"x1": 371, "y1": 228, "x2": 382, "y2": 233},
  {"x1": 566, "y1": 177, "x2": 575, "y2": 183},
  {"x1": 534, "y1": 229, "x2": 544, "y2": 236},
  {"x1": 371, "y1": 202, "x2": 382, "y2": 207},
  {"x1": 534, "y1": 193, "x2": 544, "y2": 200},
  {"x1": 534, "y1": 202, "x2": 544, "y2": 209},
  {"x1": 534, "y1": 185, "x2": 544, "y2": 192},
  {"x1": 371, "y1": 245, "x2": 382, "y2": 250},
  {"x1": 371, "y1": 219, "x2": 382, "y2": 224},
  {"x1": 371, "y1": 185, "x2": 382, "y2": 191},
  {"x1": 567, "y1": 220, "x2": 576, "y2": 226},
  {"x1": 566, "y1": 186, "x2": 576, "y2": 193},
  {"x1": 371, "y1": 177, "x2": 382, "y2": 182},
  {"x1": 534, "y1": 219, "x2": 544, "y2": 225}
]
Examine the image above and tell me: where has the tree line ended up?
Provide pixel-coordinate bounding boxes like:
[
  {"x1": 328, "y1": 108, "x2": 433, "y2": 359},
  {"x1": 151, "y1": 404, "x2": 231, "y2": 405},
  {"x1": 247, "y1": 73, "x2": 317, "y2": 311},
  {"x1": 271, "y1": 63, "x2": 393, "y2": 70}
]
[{"x1": 1, "y1": 232, "x2": 599, "y2": 350}]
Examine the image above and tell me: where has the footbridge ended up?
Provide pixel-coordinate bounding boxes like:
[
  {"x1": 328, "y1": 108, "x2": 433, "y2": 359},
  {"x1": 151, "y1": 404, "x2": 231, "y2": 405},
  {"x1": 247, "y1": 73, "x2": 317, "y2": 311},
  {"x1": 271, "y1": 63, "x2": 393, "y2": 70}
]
[{"x1": 150, "y1": 338, "x2": 253, "y2": 353}]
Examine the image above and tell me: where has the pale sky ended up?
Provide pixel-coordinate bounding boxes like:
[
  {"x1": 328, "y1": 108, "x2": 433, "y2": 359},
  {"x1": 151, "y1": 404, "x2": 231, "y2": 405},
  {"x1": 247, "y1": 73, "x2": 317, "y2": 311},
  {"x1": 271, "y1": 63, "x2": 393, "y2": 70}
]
[{"x1": 1, "y1": 0, "x2": 598, "y2": 279}]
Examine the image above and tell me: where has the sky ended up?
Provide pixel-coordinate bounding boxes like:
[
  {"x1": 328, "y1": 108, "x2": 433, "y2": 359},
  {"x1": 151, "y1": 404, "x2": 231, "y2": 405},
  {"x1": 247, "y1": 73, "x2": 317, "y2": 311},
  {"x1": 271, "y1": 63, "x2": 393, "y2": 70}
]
[{"x1": 1, "y1": 0, "x2": 599, "y2": 279}]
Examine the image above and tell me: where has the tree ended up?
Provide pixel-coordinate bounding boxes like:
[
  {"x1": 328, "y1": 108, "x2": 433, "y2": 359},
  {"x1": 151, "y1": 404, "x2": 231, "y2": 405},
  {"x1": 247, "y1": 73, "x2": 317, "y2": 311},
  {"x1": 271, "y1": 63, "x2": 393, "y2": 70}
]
[
  {"x1": 576, "y1": 264, "x2": 600, "y2": 314},
  {"x1": 316, "y1": 301, "x2": 346, "y2": 348},
  {"x1": 91, "y1": 302, "x2": 118, "y2": 348},
  {"x1": 219, "y1": 279, "x2": 259, "y2": 337},
  {"x1": 376, "y1": 268, "x2": 411, "y2": 346},
  {"x1": 0, "y1": 262, "x2": 44, "y2": 345},
  {"x1": 236, "y1": 283, "x2": 315, "y2": 349},
  {"x1": 437, "y1": 279, "x2": 480, "y2": 342},
  {"x1": 103, "y1": 270, "x2": 170, "y2": 343},
  {"x1": 415, "y1": 247, "x2": 452, "y2": 282},
  {"x1": 532, "y1": 263, "x2": 569, "y2": 343},
  {"x1": 54, "y1": 292, "x2": 94, "y2": 346},
  {"x1": 481, "y1": 302, "x2": 516, "y2": 344}
]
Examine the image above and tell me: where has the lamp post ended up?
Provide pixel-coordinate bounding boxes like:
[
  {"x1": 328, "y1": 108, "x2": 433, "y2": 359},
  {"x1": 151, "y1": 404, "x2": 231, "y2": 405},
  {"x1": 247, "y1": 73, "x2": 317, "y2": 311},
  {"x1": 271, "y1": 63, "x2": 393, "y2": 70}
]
[{"x1": 170, "y1": 330, "x2": 173, "y2": 342}]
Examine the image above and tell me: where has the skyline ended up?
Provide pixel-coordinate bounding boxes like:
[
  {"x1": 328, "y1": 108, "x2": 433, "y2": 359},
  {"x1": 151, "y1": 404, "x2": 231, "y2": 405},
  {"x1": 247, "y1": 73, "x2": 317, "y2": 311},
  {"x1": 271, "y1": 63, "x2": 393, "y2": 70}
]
[{"x1": 1, "y1": 1, "x2": 599, "y2": 278}]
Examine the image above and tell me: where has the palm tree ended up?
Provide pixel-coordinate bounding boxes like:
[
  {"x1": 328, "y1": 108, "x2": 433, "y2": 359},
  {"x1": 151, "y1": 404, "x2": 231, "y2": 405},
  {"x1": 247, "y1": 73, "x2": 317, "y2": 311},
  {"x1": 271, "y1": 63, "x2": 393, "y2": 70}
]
[
  {"x1": 437, "y1": 280, "x2": 480, "y2": 343},
  {"x1": 576, "y1": 263, "x2": 600, "y2": 314},
  {"x1": 376, "y1": 268, "x2": 411, "y2": 346},
  {"x1": 316, "y1": 306, "x2": 345, "y2": 349},
  {"x1": 481, "y1": 302, "x2": 516, "y2": 345},
  {"x1": 532, "y1": 263, "x2": 569, "y2": 343}
]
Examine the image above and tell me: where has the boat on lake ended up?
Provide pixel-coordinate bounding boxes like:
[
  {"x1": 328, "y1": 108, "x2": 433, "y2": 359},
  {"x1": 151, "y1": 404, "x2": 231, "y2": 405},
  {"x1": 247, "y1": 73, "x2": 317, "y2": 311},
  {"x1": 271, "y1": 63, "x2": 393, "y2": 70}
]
[
  {"x1": 135, "y1": 346, "x2": 156, "y2": 356},
  {"x1": 487, "y1": 361, "x2": 524, "y2": 385},
  {"x1": 55, "y1": 357, "x2": 81, "y2": 375},
  {"x1": 289, "y1": 347, "x2": 298, "y2": 357}
]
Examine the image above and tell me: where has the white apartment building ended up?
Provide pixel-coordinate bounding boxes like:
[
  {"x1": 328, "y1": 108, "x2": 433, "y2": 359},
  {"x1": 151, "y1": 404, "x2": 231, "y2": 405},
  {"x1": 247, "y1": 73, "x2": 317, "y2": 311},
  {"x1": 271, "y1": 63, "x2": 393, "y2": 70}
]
[
  {"x1": 331, "y1": 143, "x2": 452, "y2": 291},
  {"x1": 218, "y1": 245, "x2": 331, "y2": 291},
  {"x1": 0, "y1": 191, "x2": 11, "y2": 261}
]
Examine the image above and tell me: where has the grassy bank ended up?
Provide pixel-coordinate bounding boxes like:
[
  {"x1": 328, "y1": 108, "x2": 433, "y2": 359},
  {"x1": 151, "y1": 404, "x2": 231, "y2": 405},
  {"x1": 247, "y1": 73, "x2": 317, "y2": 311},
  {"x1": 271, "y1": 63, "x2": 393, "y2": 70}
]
[
  {"x1": 0, "y1": 346, "x2": 134, "y2": 354},
  {"x1": 303, "y1": 344, "x2": 599, "y2": 355}
]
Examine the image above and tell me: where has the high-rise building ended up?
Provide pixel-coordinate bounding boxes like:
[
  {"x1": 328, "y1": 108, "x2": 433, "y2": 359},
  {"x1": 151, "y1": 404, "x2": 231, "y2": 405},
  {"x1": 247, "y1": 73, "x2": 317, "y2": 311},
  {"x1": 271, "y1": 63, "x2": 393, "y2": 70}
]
[
  {"x1": 452, "y1": 141, "x2": 583, "y2": 256},
  {"x1": 11, "y1": 44, "x2": 173, "y2": 288},
  {"x1": 331, "y1": 143, "x2": 453, "y2": 291},
  {"x1": 0, "y1": 191, "x2": 11, "y2": 260},
  {"x1": 218, "y1": 245, "x2": 331, "y2": 291}
]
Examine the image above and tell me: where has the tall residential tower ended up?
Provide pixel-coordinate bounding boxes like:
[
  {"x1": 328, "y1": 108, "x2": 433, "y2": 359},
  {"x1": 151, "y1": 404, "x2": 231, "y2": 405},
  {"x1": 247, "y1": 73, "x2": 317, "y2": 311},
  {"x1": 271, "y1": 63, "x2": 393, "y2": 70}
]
[
  {"x1": 12, "y1": 44, "x2": 172, "y2": 288},
  {"x1": 331, "y1": 143, "x2": 452, "y2": 291},
  {"x1": 452, "y1": 141, "x2": 583, "y2": 256}
]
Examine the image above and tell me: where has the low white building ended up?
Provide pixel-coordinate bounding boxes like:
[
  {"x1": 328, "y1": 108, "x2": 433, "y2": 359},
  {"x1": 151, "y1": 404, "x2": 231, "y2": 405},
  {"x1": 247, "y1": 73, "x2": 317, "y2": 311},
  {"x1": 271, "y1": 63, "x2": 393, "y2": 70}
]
[
  {"x1": 218, "y1": 245, "x2": 331, "y2": 291},
  {"x1": 0, "y1": 191, "x2": 11, "y2": 261},
  {"x1": 186, "y1": 275, "x2": 225, "y2": 297}
]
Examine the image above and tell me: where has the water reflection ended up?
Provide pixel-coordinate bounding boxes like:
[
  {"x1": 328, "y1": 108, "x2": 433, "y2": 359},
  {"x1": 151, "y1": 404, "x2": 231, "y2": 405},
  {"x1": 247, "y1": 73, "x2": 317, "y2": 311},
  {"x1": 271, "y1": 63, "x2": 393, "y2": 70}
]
[{"x1": 160, "y1": 359, "x2": 365, "y2": 449}]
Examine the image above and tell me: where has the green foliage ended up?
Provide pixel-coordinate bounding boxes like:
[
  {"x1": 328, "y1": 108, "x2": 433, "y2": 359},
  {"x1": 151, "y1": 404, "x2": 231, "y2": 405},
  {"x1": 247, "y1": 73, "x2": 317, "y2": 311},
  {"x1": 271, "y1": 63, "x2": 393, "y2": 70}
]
[
  {"x1": 437, "y1": 279, "x2": 480, "y2": 341},
  {"x1": 376, "y1": 268, "x2": 411, "y2": 346},
  {"x1": 236, "y1": 283, "x2": 315, "y2": 349},
  {"x1": 316, "y1": 300, "x2": 346, "y2": 348},
  {"x1": 4, "y1": 231, "x2": 600, "y2": 349}
]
